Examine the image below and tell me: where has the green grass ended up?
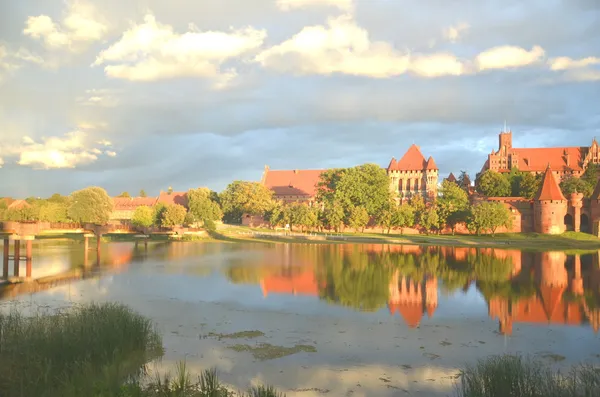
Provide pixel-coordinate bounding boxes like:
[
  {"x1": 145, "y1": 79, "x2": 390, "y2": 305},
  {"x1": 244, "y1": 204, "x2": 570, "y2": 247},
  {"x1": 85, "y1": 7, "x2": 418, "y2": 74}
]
[
  {"x1": 457, "y1": 355, "x2": 600, "y2": 397},
  {"x1": 0, "y1": 303, "x2": 163, "y2": 397}
]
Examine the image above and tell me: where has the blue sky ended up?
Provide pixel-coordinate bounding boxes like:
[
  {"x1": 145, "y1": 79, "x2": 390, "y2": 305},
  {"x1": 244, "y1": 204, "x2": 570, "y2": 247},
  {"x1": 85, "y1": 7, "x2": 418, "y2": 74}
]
[{"x1": 0, "y1": 0, "x2": 599, "y2": 198}]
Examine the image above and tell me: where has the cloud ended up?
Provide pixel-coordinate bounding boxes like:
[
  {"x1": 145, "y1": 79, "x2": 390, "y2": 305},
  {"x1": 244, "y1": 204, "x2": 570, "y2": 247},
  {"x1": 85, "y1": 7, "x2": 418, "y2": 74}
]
[
  {"x1": 409, "y1": 53, "x2": 465, "y2": 77},
  {"x1": 77, "y1": 89, "x2": 119, "y2": 107},
  {"x1": 443, "y1": 23, "x2": 469, "y2": 43},
  {"x1": 0, "y1": 131, "x2": 115, "y2": 170},
  {"x1": 93, "y1": 14, "x2": 266, "y2": 86},
  {"x1": 0, "y1": 44, "x2": 43, "y2": 82},
  {"x1": 105, "y1": 150, "x2": 117, "y2": 157},
  {"x1": 23, "y1": 0, "x2": 108, "y2": 52},
  {"x1": 476, "y1": 45, "x2": 545, "y2": 71},
  {"x1": 276, "y1": 0, "x2": 353, "y2": 12},
  {"x1": 548, "y1": 56, "x2": 600, "y2": 71}
]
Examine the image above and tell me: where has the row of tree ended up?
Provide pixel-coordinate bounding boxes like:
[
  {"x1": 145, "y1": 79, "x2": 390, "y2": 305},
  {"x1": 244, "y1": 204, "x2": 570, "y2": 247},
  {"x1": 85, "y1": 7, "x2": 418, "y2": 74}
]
[{"x1": 475, "y1": 163, "x2": 599, "y2": 199}]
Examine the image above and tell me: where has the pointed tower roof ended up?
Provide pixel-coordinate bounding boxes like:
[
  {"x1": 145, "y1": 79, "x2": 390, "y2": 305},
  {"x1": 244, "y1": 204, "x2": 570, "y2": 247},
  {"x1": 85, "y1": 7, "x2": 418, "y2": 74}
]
[
  {"x1": 387, "y1": 157, "x2": 398, "y2": 170},
  {"x1": 446, "y1": 172, "x2": 457, "y2": 183},
  {"x1": 534, "y1": 165, "x2": 566, "y2": 201},
  {"x1": 540, "y1": 284, "x2": 565, "y2": 321},
  {"x1": 394, "y1": 144, "x2": 427, "y2": 171},
  {"x1": 425, "y1": 156, "x2": 438, "y2": 170}
]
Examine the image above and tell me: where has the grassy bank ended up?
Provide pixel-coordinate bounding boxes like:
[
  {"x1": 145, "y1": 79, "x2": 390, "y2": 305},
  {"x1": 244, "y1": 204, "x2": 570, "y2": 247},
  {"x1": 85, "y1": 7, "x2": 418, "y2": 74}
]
[
  {"x1": 457, "y1": 355, "x2": 600, "y2": 397},
  {"x1": 219, "y1": 225, "x2": 600, "y2": 252}
]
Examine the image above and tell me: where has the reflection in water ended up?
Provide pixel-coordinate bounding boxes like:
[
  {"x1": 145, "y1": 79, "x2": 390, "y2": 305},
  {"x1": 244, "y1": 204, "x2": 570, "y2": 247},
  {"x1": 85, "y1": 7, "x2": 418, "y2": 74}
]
[{"x1": 224, "y1": 244, "x2": 600, "y2": 335}]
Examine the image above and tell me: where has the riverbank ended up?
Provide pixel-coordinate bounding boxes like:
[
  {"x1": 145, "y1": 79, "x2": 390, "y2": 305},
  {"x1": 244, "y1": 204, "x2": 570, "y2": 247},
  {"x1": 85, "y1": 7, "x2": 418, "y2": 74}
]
[{"x1": 19, "y1": 226, "x2": 600, "y2": 252}]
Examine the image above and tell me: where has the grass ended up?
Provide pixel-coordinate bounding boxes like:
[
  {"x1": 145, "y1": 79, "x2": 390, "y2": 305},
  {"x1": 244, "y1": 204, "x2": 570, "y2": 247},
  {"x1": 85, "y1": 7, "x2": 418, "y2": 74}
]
[
  {"x1": 457, "y1": 355, "x2": 600, "y2": 397},
  {"x1": 0, "y1": 302, "x2": 163, "y2": 397},
  {"x1": 207, "y1": 330, "x2": 265, "y2": 340}
]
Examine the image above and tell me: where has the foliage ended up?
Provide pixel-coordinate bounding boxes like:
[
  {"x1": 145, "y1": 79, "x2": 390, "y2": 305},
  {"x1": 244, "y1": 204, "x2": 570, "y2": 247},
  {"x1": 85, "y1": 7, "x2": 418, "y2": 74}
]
[
  {"x1": 220, "y1": 181, "x2": 274, "y2": 224},
  {"x1": 132, "y1": 206, "x2": 155, "y2": 228},
  {"x1": 420, "y1": 206, "x2": 440, "y2": 234},
  {"x1": 395, "y1": 204, "x2": 415, "y2": 233},
  {"x1": 408, "y1": 195, "x2": 426, "y2": 224},
  {"x1": 161, "y1": 204, "x2": 187, "y2": 227},
  {"x1": 321, "y1": 202, "x2": 345, "y2": 232},
  {"x1": 188, "y1": 188, "x2": 223, "y2": 224},
  {"x1": 38, "y1": 201, "x2": 70, "y2": 222},
  {"x1": 68, "y1": 186, "x2": 114, "y2": 225},
  {"x1": 582, "y1": 162, "x2": 599, "y2": 187},
  {"x1": 457, "y1": 355, "x2": 600, "y2": 397},
  {"x1": 3, "y1": 205, "x2": 40, "y2": 222},
  {"x1": 118, "y1": 192, "x2": 131, "y2": 198},
  {"x1": 152, "y1": 203, "x2": 167, "y2": 228},
  {"x1": 375, "y1": 202, "x2": 396, "y2": 234},
  {"x1": 47, "y1": 193, "x2": 71, "y2": 205},
  {"x1": 0, "y1": 199, "x2": 6, "y2": 220},
  {"x1": 139, "y1": 189, "x2": 148, "y2": 197},
  {"x1": 348, "y1": 206, "x2": 370, "y2": 232},
  {"x1": 519, "y1": 172, "x2": 543, "y2": 199},
  {"x1": 458, "y1": 171, "x2": 472, "y2": 192},
  {"x1": 560, "y1": 176, "x2": 594, "y2": 198},
  {"x1": 288, "y1": 203, "x2": 318, "y2": 232},
  {"x1": 476, "y1": 170, "x2": 511, "y2": 197},
  {"x1": 467, "y1": 202, "x2": 513, "y2": 235},
  {"x1": 0, "y1": 303, "x2": 162, "y2": 397},
  {"x1": 438, "y1": 179, "x2": 469, "y2": 232}
]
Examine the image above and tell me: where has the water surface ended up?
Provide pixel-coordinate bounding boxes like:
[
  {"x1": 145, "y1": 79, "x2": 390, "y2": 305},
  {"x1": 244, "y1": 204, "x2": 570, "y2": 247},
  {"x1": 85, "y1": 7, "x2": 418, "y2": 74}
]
[{"x1": 1, "y1": 241, "x2": 599, "y2": 396}]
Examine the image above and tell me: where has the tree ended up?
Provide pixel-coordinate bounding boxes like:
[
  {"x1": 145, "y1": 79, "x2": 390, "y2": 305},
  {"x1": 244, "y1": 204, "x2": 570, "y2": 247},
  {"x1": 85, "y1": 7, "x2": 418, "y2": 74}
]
[
  {"x1": 376, "y1": 202, "x2": 397, "y2": 234},
  {"x1": 47, "y1": 193, "x2": 70, "y2": 205},
  {"x1": 132, "y1": 206, "x2": 154, "y2": 228},
  {"x1": 38, "y1": 202, "x2": 69, "y2": 222},
  {"x1": 0, "y1": 200, "x2": 7, "y2": 220},
  {"x1": 506, "y1": 168, "x2": 524, "y2": 197},
  {"x1": 152, "y1": 203, "x2": 167, "y2": 227},
  {"x1": 220, "y1": 181, "x2": 275, "y2": 224},
  {"x1": 348, "y1": 206, "x2": 370, "y2": 232},
  {"x1": 139, "y1": 189, "x2": 148, "y2": 197},
  {"x1": 518, "y1": 172, "x2": 542, "y2": 199},
  {"x1": 437, "y1": 179, "x2": 469, "y2": 232},
  {"x1": 161, "y1": 204, "x2": 187, "y2": 227},
  {"x1": 476, "y1": 170, "x2": 511, "y2": 197},
  {"x1": 289, "y1": 203, "x2": 318, "y2": 232},
  {"x1": 118, "y1": 192, "x2": 131, "y2": 198},
  {"x1": 458, "y1": 171, "x2": 472, "y2": 192},
  {"x1": 421, "y1": 206, "x2": 440, "y2": 234},
  {"x1": 188, "y1": 188, "x2": 223, "y2": 225},
  {"x1": 560, "y1": 176, "x2": 594, "y2": 198},
  {"x1": 68, "y1": 187, "x2": 113, "y2": 225},
  {"x1": 4, "y1": 205, "x2": 39, "y2": 222},
  {"x1": 582, "y1": 163, "x2": 599, "y2": 188},
  {"x1": 322, "y1": 202, "x2": 345, "y2": 232},
  {"x1": 408, "y1": 195, "x2": 426, "y2": 225},
  {"x1": 394, "y1": 204, "x2": 415, "y2": 234},
  {"x1": 466, "y1": 202, "x2": 512, "y2": 236}
]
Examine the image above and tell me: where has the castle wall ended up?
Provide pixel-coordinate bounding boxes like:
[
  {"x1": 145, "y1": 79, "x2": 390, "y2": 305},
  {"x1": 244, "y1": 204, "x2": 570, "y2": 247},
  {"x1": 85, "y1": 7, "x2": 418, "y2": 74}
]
[{"x1": 534, "y1": 200, "x2": 567, "y2": 234}]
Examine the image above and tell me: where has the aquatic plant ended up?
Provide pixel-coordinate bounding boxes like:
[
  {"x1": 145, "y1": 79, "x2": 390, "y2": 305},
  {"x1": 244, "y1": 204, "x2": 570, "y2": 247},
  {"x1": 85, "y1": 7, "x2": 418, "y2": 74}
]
[{"x1": 457, "y1": 355, "x2": 600, "y2": 397}]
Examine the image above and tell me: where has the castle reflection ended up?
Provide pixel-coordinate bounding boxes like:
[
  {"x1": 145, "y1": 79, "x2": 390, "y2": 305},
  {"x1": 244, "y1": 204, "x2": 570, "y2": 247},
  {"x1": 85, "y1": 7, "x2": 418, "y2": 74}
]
[{"x1": 233, "y1": 244, "x2": 600, "y2": 334}]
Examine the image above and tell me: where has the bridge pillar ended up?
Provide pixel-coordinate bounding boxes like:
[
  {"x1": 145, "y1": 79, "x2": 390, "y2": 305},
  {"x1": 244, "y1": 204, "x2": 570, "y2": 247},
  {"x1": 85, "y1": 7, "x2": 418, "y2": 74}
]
[
  {"x1": 96, "y1": 234, "x2": 102, "y2": 252},
  {"x1": 25, "y1": 237, "x2": 33, "y2": 279},
  {"x1": 2, "y1": 238, "x2": 8, "y2": 279},
  {"x1": 13, "y1": 239, "x2": 20, "y2": 277}
]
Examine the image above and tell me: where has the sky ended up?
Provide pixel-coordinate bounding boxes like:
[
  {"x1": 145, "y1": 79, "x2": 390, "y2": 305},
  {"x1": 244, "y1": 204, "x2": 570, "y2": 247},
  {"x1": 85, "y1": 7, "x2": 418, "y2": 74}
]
[{"x1": 0, "y1": 0, "x2": 599, "y2": 198}]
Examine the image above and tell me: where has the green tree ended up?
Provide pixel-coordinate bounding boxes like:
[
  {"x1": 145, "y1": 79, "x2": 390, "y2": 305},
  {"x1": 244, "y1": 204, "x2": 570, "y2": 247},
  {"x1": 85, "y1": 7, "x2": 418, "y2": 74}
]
[
  {"x1": 0, "y1": 200, "x2": 7, "y2": 220},
  {"x1": 420, "y1": 206, "x2": 440, "y2": 234},
  {"x1": 348, "y1": 206, "x2": 370, "y2": 232},
  {"x1": 322, "y1": 202, "x2": 345, "y2": 232},
  {"x1": 4, "y1": 205, "x2": 40, "y2": 222},
  {"x1": 161, "y1": 204, "x2": 187, "y2": 227},
  {"x1": 506, "y1": 168, "x2": 524, "y2": 197},
  {"x1": 131, "y1": 206, "x2": 154, "y2": 228},
  {"x1": 376, "y1": 202, "x2": 397, "y2": 234},
  {"x1": 139, "y1": 189, "x2": 148, "y2": 197},
  {"x1": 68, "y1": 187, "x2": 114, "y2": 225},
  {"x1": 118, "y1": 192, "x2": 131, "y2": 198},
  {"x1": 582, "y1": 163, "x2": 599, "y2": 188},
  {"x1": 219, "y1": 181, "x2": 275, "y2": 224},
  {"x1": 437, "y1": 179, "x2": 469, "y2": 233},
  {"x1": 458, "y1": 171, "x2": 472, "y2": 192},
  {"x1": 518, "y1": 172, "x2": 542, "y2": 199},
  {"x1": 152, "y1": 203, "x2": 167, "y2": 227},
  {"x1": 476, "y1": 170, "x2": 511, "y2": 197},
  {"x1": 47, "y1": 193, "x2": 70, "y2": 205},
  {"x1": 289, "y1": 203, "x2": 318, "y2": 232},
  {"x1": 408, "y1": 195, "x2": 426, "y2": 225},
  {"x1": 560, "y1": 176, "x2": 594, "y2": 197},
  {"x1": 38, "y1": 202, "x2": 69, "y2": 222},
  {"x1": 466, "y1": 202, "x2": 512, "y2": 236},
  {"x1": 188, "y1": 187, "x2": 223, "y2": 226},
  {"x1": 394, "y1": 204, "x2": 415, "y2": 234}
]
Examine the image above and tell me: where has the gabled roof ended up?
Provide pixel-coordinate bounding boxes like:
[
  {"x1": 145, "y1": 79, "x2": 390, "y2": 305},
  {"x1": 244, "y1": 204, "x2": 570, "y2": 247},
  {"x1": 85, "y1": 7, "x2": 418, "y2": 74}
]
[
  {"x1": 262, "y1": 168, "x2": 325, "y2": 197},
  {"x1": 426, "y1": 156, "x2": 438, "y2": 170},
  {"x1": 509, "y1": 147, "x2": 587, "y2": 172},
  {"x1": 388, "y1": 144, "x2": 428, "y2": 171},
  {"x1": 157, "y1": 191, "x2": 188, "y2": 208},
  {"x1": 7, "y1": 200, "x2": 31, "y2": 210},
  {"x1": 113, "y1": 197, "x2": 158, "y2": 211},
  {"x1": 534, "y1": 166, "x2": 566, "y2": 201},
  {"x1": 446, "y1": 173, "x2": 457, "y2": 183}
]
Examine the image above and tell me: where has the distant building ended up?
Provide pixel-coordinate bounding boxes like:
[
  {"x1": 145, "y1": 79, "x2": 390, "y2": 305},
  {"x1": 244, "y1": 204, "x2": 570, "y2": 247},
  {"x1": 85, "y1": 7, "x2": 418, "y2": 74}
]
[
  {"x1": 157, "y1": 191, "x2": 188, "y2": 208},
  {"x1": 110, "y1": 197, "x2": 158, "y2": 222},
  {"x1": 480, "y1": 130, "x2": 600, "y2": 181},
  {"x1": 260, "y1": 166, "x2": 325, "y2": 205},
  {"x1": 387, "y1": 144, "x2": 439, "y2": 202}
]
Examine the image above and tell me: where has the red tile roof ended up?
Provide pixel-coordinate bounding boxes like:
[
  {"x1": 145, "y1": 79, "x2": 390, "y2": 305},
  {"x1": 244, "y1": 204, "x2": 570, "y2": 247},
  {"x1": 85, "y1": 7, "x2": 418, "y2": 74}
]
[
  {"x1": 511, "y1": 147, "x2": 587, "y2": 172},
  {"x1": 7, "y1": 200, "x2": 31, "y2": 210},
  {"x1": 157, "y1": 191, "x2": 188, "y2": 208},
  {"x1": 540, "y1": 284, "x2": 566, "y2": 321},
  {"x1": 262, "y1": 169, "x2": 325, "y2": 197},
  {"x1": 446, "y1": 173, "x2": 457, "y2": 183},
  {"x1": 388, "y1": 144, "x2": 436, "y2": 171},
  {"x1": 389, "y1": 302, "x2": 424, "y2": 328},
  {"x1": 112, "y1": 197, "x2": 158, "y2": 211},
  {"x1": 534, "y1": 166, "x2": 566, "y2": 201}
]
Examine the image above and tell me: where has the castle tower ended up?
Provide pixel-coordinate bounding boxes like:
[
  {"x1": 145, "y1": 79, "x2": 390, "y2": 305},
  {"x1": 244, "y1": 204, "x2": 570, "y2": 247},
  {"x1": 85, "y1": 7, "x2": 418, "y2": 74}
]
[
  {"x1": 568, "y1": 192, "x2": 584, "y2": 232},
  {"x1": 499, "y1": 131, "x2": 512, "y2": 154},
  {"x1": 425, "y1": 156, "x2": 439, "y2": 201},
  {"x1": 534, "y1": 165, "x2": 567, "y2": 234}
]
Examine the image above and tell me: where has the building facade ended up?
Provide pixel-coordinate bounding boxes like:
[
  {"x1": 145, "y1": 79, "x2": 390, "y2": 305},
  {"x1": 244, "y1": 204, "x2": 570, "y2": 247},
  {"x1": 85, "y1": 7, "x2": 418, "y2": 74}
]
[{"x1": 481, "y1": 130, "x2": 600, "y2": 181}]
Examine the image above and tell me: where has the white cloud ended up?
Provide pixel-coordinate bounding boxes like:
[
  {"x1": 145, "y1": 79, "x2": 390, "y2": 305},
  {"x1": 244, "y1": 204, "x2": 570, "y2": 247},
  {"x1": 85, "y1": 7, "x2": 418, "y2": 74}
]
[
  {"x1": 0, "y1": 131, "x2": 114, "y2": 169},
  {"x1": 276, "y1": 0, "x2": 353, "y2": 12},
  {"x1": 77, "y1": 89, "x2": 119, "y2": 107},
  {"x1": 98, "y1": 140, "x2": 112, "y2": 146},
  {"x1": 0, "y1": 157, "x2": 4, "y2": 168},
  {"x1": 548, "y1": 56, "x2": 600, "y2": 71},
  {"x1": 93, "y1": 14, "x2": 266, "y2": 86},
  {"x1": 443, "y1": 23, "x2": 469, "y2": 43},
  {"x1": 0, "y1": 44, "x2": 43, "y2": 82},
  {"x1": 256, "y1": 15, "x2": 468, "y2": 79},
  {"x1": 256, "y1": 14, "x2": 411, "y2": 78},
  {"x1": 476, "y1": 45, "x2": 545, "y2": 71},
  {"x1": 105, "y1": 151, "x2": 117, "y2": 157},
  {"x1": 23, "y1": 0, "x2": 108, "y2": 52}
]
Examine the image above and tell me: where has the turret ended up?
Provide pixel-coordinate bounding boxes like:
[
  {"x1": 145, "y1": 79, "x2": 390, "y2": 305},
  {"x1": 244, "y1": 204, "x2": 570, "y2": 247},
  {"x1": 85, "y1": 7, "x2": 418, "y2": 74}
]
[{"x1": 534, "y1": 165, "x2": 567, "y2": 234}]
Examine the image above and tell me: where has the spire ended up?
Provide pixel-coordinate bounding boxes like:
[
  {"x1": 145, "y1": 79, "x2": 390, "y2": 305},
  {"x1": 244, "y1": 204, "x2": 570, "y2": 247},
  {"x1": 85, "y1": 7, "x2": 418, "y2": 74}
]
[
  {"x1": 534, "y1": 165, "x2": 566, "y2": 201},
  {"x1": 425, "y1": 156, "x2": 438, "y2": 170}
]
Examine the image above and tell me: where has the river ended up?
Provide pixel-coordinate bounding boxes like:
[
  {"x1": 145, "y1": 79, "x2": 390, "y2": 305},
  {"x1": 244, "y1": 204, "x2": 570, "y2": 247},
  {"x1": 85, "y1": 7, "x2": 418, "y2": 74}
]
[{"x1": 1, "y1": 240, "x2": 599, "y2": 396}]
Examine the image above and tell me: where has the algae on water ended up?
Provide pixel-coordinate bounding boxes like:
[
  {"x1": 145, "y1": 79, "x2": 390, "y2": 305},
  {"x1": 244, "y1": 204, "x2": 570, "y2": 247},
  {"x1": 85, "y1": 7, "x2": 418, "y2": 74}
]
[{"x1": 228, "y1": 343, "x2": 317, "y2": 361}]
